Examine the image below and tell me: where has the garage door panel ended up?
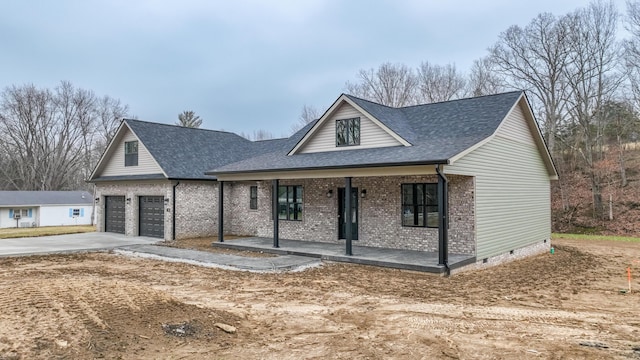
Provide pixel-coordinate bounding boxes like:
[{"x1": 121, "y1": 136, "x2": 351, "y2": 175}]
[
  {"x1": 139, "y1": 196, "x2": 164, "y2": 238},
  {"x1": 105, "y1": 196, "x2": 125, "y2": 234}
]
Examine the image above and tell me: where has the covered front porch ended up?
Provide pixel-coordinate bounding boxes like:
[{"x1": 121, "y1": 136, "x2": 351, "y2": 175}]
[{"x1": 211, "y1": 237, "x2": 476, "y2": 274}]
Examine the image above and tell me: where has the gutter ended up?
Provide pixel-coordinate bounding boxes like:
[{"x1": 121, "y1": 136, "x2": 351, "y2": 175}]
[
  {"x1": 435, "y1": 164, "x2": 450, "y2": 276},
  {"x1": 172, "y1": 181, "x2": 180, "y2": 240},
  {"x1": 205, "y1": 159, "x2": 450, "y2": 176}
]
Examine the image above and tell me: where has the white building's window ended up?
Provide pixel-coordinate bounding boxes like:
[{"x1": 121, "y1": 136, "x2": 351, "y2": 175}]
[{"x1": 72, "y1": 209, "x2": 80, "y2": 217}]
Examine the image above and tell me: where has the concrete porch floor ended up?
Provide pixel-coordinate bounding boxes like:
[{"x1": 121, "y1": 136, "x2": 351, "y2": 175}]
[{"x1": 211, "y1": 237, "x2": 476, "y2": 274}]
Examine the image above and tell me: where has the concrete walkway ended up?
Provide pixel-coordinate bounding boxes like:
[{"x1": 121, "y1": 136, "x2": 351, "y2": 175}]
[{"x1": 117, "y1": 244, "x2": 321, "y2": 272}]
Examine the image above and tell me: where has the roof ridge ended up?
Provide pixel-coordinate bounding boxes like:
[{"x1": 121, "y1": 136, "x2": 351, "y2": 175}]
[
  {"x1": 399, "y1": 90, "x2": 523, "y2": 110},
  {"x1": 344, "y1": 90, "x2": 523, "y2": 110},
  {"x1": 124, "y1": 118, "x2": 242, "y2": 136}
]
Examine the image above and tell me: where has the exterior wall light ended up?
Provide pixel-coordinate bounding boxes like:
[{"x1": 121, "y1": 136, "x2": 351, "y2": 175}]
[
  {"x1": 326, "y1": 189, "x2": 333, "y2": 198},
  {"x1": 164, "y1": 198, "x2": 170, "y2": 204},
  {"x1": 95, "y1": 197, "x2": 99, "y2": 203},
  {"x1": 126, "y1": 197, "x2": 131, "y2": 205},
  {"x1": 360, "y1": 189, "x2": 367, "y2": 198}
]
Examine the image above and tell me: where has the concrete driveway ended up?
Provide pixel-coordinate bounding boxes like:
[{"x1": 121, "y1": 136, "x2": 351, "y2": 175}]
[{"x1": 0, "y1": 232, "x2": 160, "y2": 257}]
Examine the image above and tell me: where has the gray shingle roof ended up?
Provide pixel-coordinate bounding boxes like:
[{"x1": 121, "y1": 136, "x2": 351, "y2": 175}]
[
  {"x1": 0, "y1": 191, "x2": 93, "y2": 206},
  {"x1": 123, "y1": 120, "x2": 271, "y2": 180},
  {"x1": 207, "y1": 91, "x2": 524, "y2": 174}
]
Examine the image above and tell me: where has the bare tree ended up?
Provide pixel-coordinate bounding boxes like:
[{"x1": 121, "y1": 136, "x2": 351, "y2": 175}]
[
  {"x1": 345, "y1": 62, "x2": 417, "y2": 107},
  {"x1": 624, "y1": 1, "x2": 640, "y2": 112},
  {"x1": 563, "y1": 0, "x2": 622, "y2": 218},
  {"x1": 489, "y1": 12, "x2": 572, "y2": 154},
  {"x1": 602, "y1": 100, "x2": 639, "y2": 187},
  {"x1": 291, "y1": 104, "x2": 321, "y2": 133},
  {"x1": 0, "y1": 81, "x2": 131, "y2": 191},
  {"x1": 416, "y1": 61, "x2": 467, "y2": 102},
  {"x1": 176, "y1": 110, "x2": 202, "y2": 128},
  {"x1": 468, "y1": 56, "x2": 506, "y2": 96}
]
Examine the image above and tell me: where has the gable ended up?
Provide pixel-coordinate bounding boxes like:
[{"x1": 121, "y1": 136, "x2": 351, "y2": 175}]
[
  {"x1": 298, "y1": 102, "x2": 403, "y2": 154},
  {"x1": 448, "y1": 94, "x2": 557, "y2": 180},
  {"x1": 96, "y1": 126, "x2": 164, "y2": 178},
  {"x1": 495, "y1": 101, "x2": 536, "y2": 145}
]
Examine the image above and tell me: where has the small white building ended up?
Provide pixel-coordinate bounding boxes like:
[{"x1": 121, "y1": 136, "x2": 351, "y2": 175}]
[{"x1": 0, "y1": 191, "x2": 94, "y2": 229}]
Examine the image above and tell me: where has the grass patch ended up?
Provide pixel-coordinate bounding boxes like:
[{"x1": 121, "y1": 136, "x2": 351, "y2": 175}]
[
  {"x1": 0, "y1": 225, "x2": 96, "y2": 239},
  {"x1": 552, "y1": 233, "x2": 640, "y2": 243}
]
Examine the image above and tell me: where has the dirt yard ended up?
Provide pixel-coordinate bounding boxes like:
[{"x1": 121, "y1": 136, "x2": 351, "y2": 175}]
[{"x1": 0, "y1": 238, "x2": 638, "y2": 359}]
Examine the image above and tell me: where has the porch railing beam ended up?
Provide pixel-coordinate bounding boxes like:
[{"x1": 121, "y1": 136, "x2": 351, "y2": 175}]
[
  {"x1": 345, "y1": 176, "x2": 353, "y2": 256},
  {"x1": 436, "y1": 165, "x2": 448, "y2": 266},
  {"x1": 218, "y1": 180, "x2": 224, "y2": 243},
  {"x1": 272, "y1": 179, "x2": 279, "y2": 248}
]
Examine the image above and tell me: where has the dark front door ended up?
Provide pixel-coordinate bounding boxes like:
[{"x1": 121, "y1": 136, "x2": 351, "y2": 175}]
[
  {"x1": 338, "y1": 187, "x2": 358, "y2": 240},
  {"x1": 105, "y1": 196, "x2": 125, "y2": 234},
  {"x1": 139, "y1": 196, "x2": 165, "y2": 238}
]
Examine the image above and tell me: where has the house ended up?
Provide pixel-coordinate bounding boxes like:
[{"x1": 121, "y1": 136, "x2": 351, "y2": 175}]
[
  {"x1": 0, "y1": 191, "x2": 94, "y2": 228},
  {"x1": 89, "y1": 91, "x2": 557, "y2": 270}
]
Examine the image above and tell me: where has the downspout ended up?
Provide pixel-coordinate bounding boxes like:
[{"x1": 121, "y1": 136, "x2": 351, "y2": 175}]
[
  {"x1": 436, "y1": 164, "x2": 450, "y2": 276},
  {"x1": 172, "y1": 181, "x2": 180, "y2": 241}
]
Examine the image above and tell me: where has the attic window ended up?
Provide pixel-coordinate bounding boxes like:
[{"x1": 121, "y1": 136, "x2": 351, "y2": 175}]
[
  {"x1": 336, "y1": 117, "x2": 360, "y2": 147},
  {"x1": 124, "y1": 141, "x2": 138, "y2": 167}
]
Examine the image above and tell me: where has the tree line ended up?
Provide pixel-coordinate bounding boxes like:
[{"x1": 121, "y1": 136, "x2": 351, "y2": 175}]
[{"x1": 0, "y1": 81, "x2": 129, "y2": 191}]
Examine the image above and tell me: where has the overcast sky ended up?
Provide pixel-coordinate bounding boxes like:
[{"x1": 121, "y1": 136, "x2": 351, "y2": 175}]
[{"x1": 0, "y1": 0, "x2": 628, "y2": 137}]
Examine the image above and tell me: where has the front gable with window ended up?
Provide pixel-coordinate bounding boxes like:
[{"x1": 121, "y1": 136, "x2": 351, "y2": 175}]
[
  {"x1": 290, "y1": 96, "x2": 409, "y2": 155},
  {"x1": 93, "y1": 126, "x2": 164, "y2": 178}
]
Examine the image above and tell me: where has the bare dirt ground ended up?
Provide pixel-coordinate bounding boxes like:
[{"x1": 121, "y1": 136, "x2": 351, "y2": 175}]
[{"x1": 0, "y1": 238, "x2": 639, "y2": 359}]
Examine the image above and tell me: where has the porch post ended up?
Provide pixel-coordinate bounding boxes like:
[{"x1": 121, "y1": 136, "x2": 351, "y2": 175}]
[
  {"x1": 218, "y1": 181, "x2": 224, "y2": 242},
  {"x1": 272, "y1": 179, "x2": 279, "y2": 248},
  {"x1": 345, "y1": 177, "x2": 353, "y2": 256},
  {"x1": 436, "y1": 166, "x2": 448, "y2": 266}
]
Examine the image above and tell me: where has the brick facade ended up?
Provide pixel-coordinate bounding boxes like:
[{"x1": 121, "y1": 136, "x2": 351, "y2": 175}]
[
  {"x1": 95, "y1": 180, "x2": 217, "y2": 241},
  {"x1": 223, "y1": 175, "x2": 476, "y2": 255}
]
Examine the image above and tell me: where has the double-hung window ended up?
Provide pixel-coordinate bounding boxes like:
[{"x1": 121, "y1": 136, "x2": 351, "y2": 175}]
[
  {"x1": 401, "y1": 183, "x2": 438, "y2": 228},
  {"x1": 336, "y1": 117, "x2": 360, "y2": 146},
  {"x1": 124, "y1": 141, "x2": 138, "y2": 167},
  {"x1": 278, "y1": 185, "x2": 303, "y2": 221}
]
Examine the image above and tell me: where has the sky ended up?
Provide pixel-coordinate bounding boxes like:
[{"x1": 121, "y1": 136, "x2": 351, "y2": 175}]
[{"x1": 0, "y1": 0, "x2": 629, "y2": 137}]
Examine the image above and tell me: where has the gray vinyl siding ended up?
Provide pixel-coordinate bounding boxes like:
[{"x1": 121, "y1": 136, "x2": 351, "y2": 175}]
[
  {"x1": 446, "y1": 103, "x2": 551, "y2": 259},
  {"x1": 299, "y1": 103, "x2": 402, "y2": 153},
  {"x1": 100, "y1": 128, "x2": 162, "y2": 177}
]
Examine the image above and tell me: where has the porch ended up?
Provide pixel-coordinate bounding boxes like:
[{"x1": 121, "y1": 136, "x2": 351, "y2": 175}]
[{"x1": 211, "y1": 237, "x2": 476, "y2": 274}]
